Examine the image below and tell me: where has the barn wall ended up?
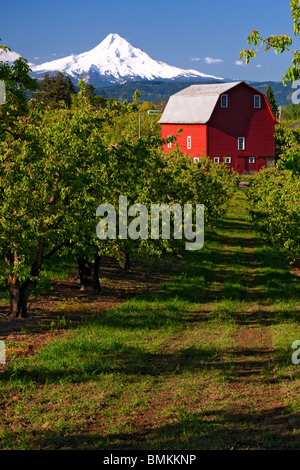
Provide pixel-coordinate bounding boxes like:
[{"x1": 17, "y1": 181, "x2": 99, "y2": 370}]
[
  {"x1": 160, "y1": 123, "x2": 207, "y2": 160},
  {"x1": 207, "y1": 83, "x2": 275, "y2": 172},
  {"x1": 235, "y1": 156, "x2": 270, "y2": 174}
]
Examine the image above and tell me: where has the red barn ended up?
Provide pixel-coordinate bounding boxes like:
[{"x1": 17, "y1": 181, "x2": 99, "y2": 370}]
[{"x1": 158, "y1": 81, "x2": 277, "y2": 173}]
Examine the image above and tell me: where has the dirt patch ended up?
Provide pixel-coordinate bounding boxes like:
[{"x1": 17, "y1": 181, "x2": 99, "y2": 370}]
[{"x1": 0, "y1": 255, "x2": 175, "y2": 355}]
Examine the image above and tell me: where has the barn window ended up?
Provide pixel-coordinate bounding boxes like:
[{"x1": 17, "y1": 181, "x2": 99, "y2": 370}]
[
  {"x1": 167, "y1": 142, "x2": 172, "y2": 148},
  {"x1": 194, "y1": 157, "x2": 200, "y2": 163},
  {"x1": 238, "y1": 137, "x2": 245, "y2": 150},
  {"x1": 225, "y1": 157, "x2": 231, "y2": 164},
  {"x1": 187, "y1": 136, "x2": 191, "y2": 149},
  {"x1": 254, "y1": 95, "x2": 261, "y2": 108},
  {"x1": 221, "y1": 94, "x2": 228, "y2": 108},
  {"x1": 249, "y1": 156, "x2": 256, "y2": 164},
  {"x1": 214, "y1": 157, "x2": 220, "y2": 163}
]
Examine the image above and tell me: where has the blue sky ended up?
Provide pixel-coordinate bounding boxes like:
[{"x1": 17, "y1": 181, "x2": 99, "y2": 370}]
[{"x1": 0, "y1": 0, "x2": 296, "y2": 82}]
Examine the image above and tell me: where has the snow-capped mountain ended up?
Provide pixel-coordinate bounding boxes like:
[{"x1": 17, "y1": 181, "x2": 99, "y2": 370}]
[{"x1": 31, "y1": 33, "x2": 224, "y2": 86}]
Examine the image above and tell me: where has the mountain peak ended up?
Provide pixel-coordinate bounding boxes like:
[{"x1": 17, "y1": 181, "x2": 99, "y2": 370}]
[
  {"x1": 99, "y1": 33, "x2": 125, "y2": 47},
  {"x1": 32, "y1": 34, "x2": 224, "y2": 86},
  {"x1": 90, "y1": 33, "x2": 134, "y2": 55}
]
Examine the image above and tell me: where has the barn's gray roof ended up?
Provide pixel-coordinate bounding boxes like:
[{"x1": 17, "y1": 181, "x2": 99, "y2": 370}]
[{"x1": 158, "y1": 81, "x2": 243, "y2": 124}]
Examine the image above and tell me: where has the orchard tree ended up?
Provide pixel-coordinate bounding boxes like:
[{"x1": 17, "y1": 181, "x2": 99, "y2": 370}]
[
  {"x1": 247, "y1": 167, "x2": 300, "y2": 259},
  {"x1": 101, "y1": 91, "x2": 161, "y2": 145},
  {"x1": 72, "y1": 80, "x2": 107, "y2": 109},
  {"x1": 0, "y1": 56, "x2": 108, "y2": 316},
  {"x1": 43, "y1": 100, "x2": 109, "y2": 294},
  {"x1": 133, "y1": 89, "x2": 140, "y2": 105}
]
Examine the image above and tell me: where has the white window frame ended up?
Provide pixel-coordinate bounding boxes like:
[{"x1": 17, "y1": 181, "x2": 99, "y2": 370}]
[
  {"x1": 167, "y1": 141, "x2": 172, "y2": 148},
  {"x1": 221, "y1": 94, "x2": 228, "y2": 108},
  {"x1": 249, "y1": 156, "x2": 256, "y2": 164},
  {"x1": 225, "y1": 157, "x2": 231, "y2": 164},
  {"x1": 238, "y1": 137, "x2": 245, "y2": 150},
  {"x1": 254, "y1": 95, "x2": 261, "y2": 108},
  {"x1": 193, "y1": 157, "x2": 200, "y2": 163},
  {"x1": 187, "y1": 136, "x2": 191, "y2": 149},
  {"x1": 214, "y1": 157, "x2": 220, "y2": 163}
]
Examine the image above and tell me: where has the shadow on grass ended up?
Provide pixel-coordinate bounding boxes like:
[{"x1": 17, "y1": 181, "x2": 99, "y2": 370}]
[
  {"x1": 1, "y1": 339, "x2": 287, "y2": 385},
  {"x1": 104, "y1": 408, "x2": 300, "y2": 450},
  {"x1": 10, "y1": 406, "x2": 299, "y2": 450}
]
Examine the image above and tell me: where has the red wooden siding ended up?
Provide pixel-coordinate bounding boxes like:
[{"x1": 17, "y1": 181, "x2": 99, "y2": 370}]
[
  {"x1": 161, "y1": 123, "x2": 207, "y2": 159},
  {"x1": 208, "y1": 83, "x2": 275, "y2": 170}
]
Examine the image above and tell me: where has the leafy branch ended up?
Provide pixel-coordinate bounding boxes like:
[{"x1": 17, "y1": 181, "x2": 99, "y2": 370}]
[{"x1": 240, "y1": 1, "x2": 300, "y2": 85}]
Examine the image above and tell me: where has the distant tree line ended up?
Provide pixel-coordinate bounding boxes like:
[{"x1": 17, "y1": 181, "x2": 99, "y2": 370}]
[
  {"x1": 31, "y1": 72, "x2": 108, "y2": 109},
  {"x1": 35, "y1": 73, "x2": 300, "y2": 126}
]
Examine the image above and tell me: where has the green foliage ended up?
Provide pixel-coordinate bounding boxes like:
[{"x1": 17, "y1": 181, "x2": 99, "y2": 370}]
[
  {"x1": 73, "y1": 79, "x2": 107, "y2": 109},
  {"x1": 240, "y1": 1, "x2": 300, "y2": 172},
  {"x1": 0, "y1": 46, "x2": 38, "y2": 140},
  {"x1": 0, "y1": 40, "x2": 9, "y2": 55},
  {"x1": 0, "y1": 62, "x2": 110, "y2": 315},
  {"x1": 275, "y1": 123, "x2": 300, "y2": 173},
  {"x1": 101, "y1": 103, "x2": 161, "y2": 143},
  {"x1": 247, "y1": 167, "x2": 300, "y2": 258},
  {"x1": 133, "y1": 89, "x2": 140, "y2": 105},
  {"x1": 240, "y1": 1, "x2": 300, "y2": 85},
  {"x1": 281, "y1": 103, "x2": 300, "y2": 121},
  {"x1": 48, "y1": 315, "x2": 72, "y2": 330},
  {"x1": 265, "y1": 85, "x2": 279, "y2": 118},
  {"x1": 31, "y1": 72, "x2": 76, "y2": 108}
]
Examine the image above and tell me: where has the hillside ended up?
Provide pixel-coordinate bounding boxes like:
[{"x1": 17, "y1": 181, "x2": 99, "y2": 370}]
[{"x1": 95, "y1": 80, "x2": 293, "y2": 107}]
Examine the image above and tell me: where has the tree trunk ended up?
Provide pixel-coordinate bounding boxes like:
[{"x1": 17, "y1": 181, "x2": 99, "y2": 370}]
[
  {"x1": 5, "y1": 239, "x2": 45, "y2": 318},
  {"x1": 7, "y1": 273, "x2": 21, "y2": 317},
  {"x1": 119, "y1": 251, "x2": 130, "y2": 271},
  {"x1": 7, "y1": 278, "x2": 38, "y2": 318},
  {"x1": 78, "y1": 253, "x2": 101, "y2": 292}
]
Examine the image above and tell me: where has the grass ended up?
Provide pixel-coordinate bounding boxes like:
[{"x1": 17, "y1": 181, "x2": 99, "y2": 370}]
[{"x1": 0, "y1": 190, "x2": 299, "y2": 450}]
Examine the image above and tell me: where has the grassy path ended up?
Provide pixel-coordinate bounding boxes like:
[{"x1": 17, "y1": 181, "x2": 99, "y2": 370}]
[{"x1": 0, "y1": 190, "x2": 299, "y2": 450}]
